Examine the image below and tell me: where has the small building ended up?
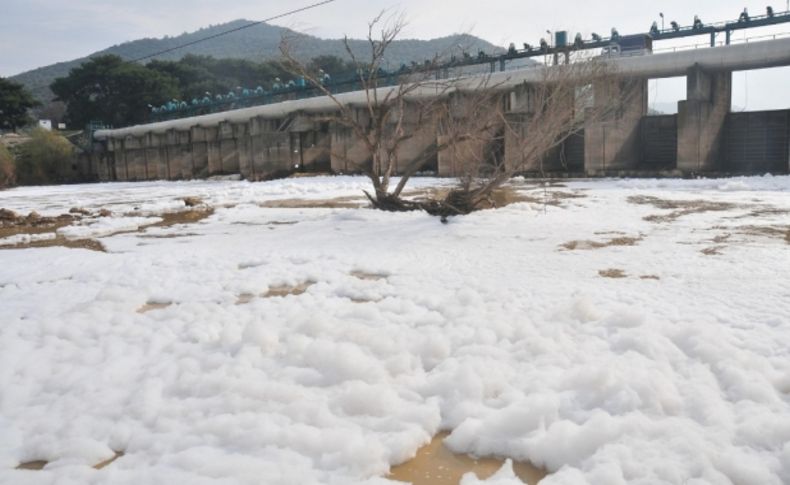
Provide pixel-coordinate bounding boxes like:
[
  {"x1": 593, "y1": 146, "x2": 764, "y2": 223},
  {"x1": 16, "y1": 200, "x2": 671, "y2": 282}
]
[{"x1": 38, "y1": 120, "x2": 53, "y2": 131}]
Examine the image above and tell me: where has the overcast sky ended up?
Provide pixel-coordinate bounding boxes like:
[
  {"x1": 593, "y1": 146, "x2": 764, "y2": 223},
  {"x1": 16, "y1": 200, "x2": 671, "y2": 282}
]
[{"x1": 2, "y1": 0, "x2": 790, "y2": 109}]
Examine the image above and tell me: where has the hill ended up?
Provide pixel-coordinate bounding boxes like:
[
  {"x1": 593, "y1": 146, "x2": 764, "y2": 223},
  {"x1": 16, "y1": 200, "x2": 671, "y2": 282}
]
[{"x1": 10, "y1": 20, "x2": 504, "y2": 103}]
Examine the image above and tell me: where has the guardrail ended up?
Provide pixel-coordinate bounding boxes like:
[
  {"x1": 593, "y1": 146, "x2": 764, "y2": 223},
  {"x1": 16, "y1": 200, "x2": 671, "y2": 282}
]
[
  {"x1": 653, "y1": 31, "x2": 790, "y2": 53},
  {"x1": 145, "y1": 24, "x2": 790, "y2": 125}
]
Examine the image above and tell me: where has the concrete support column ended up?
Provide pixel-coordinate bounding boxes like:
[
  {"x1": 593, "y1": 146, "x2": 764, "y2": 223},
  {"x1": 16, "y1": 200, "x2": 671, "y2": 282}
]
[
  {"x1": 248, "y1": 117, "x2": 292, "y2": 179},
  {"x1": 122, "y1": 136, "x2": 146, "y2": 181},
  {"x1": 290, "y1": 114, "x2": 331, "y2": 172},
  {"x1": 164, "y1": 130, "x2": 187, "y2": 180},
  {"x1": 330, "y1": 109, "x2": 371, "y2": 174},
  {"x1": 190, "y1": 127, "x2": 210, "y2": 178},
  {"x1": 299, "y1": 129, "x2": 332, "y2": 172},
  {"x1": 217, "y1": 122, "x2": 240, "y2": 175},
  {"x1": 237, "y1": 122, "x2": 253, "y2": 179},
  {"x1": 437, "y1": 93, "x2": 503, "y2": 177},
  {"x1": 206, "y1": 126, "x2": 221, "y2": 175},
  {"x1": 386, "y1": 103, "x2": 438, "y2": 175},
  {"x1": 584, "y1": 78, "x2": 648, "y2": 173},
  {"x1": 143, "y1": 133, "x2": 166, "y2": 180},
  {"x1": 677, "y1": 66, "x2": 732, "y2": 172},
  {"x1": 504, "y1": 84, "x2": 575, "y2": 173},
  {"x1": 104, "y1": 139, "x2": 118, "y2": 181}
]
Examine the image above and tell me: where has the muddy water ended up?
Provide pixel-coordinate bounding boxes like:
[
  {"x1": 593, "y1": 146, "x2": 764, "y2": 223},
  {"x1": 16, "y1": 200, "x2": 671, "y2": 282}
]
[
  {"x1": 389, "y1": 433, "x2": 546, "y2": 485},
  {"x1": 16, "y1": 451, "x2": 124, "y2": 471},
  {"x1": 137, "y1": 302, "x2": 172, "y2": 313},
  {"x1": 264, "y1": 281, "x2": 315, "y2": 298}
]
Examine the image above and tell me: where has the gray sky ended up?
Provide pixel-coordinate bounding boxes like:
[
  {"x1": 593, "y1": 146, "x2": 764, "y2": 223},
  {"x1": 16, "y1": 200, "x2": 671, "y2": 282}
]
[{"x1": 2, "y1": 0, "x2": 790, "y2": 109}]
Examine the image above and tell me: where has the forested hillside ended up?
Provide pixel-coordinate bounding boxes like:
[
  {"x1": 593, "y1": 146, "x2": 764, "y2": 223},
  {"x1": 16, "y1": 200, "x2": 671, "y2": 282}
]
[{"x1": 11, "y1": 20, "x2": 503, "y2": 103}]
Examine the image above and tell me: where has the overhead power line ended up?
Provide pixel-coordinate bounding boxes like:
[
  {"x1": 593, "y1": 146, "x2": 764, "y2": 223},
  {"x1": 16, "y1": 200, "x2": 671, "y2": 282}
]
[
  {"x1": 21, "y1": 0, "x2": 338, "y2": 94},
  {"x1": 129, "y1": 0, "x2": 338, "y2": 63}
]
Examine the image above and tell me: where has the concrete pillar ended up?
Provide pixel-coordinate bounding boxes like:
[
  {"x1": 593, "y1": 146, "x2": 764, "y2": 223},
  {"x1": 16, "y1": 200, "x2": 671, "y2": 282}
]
[
  {"x1": 144, "y1": 133, "x2": 166, "y2": 180},
  {"x1": 217, "y1": 122, "x2": 240, "y2": 175},
  {"x1": 504, "y1": 84, "x2": 575, "y2": 173},
  {"x1": 677, "y1": 66, "x2": 732, "y2": 172},
  {"x1": 437, "y1": 93, "x2": 503, "y2": 177},
  {"x1": 584, "y1": 78, "x2": 648, "y2": 173},
  {"x1": 122, "y1": 136, "x2": 146, "y2": 181},
  {"x1": 206, "y1": 126, "x2": 221, "y2": 175},
  {"x1": 330, "y1": 109, "x2": 371, "y2": 173},
  {"x1": 289, "y1": 114, "x2": 331, "y2": 172},
  {"x1": 237, "y1": 122, "x2": 253, "y2": 179},
  {"x1": 190, "y1": 127, "x2": 210, "y2": 178},
  {"x1": 103, "y1": 139, "x2": 118, "y2": 181},
  {"x1": 135, "y1": 148, "x2": 148, "y2": 181},
  {"x1": 248, "y1": 117, "x2": 292, "y2": 180},
  {"x1": 155, "y1": 134, "x2": 170, "y2": 180},
  {"x1": 163, "y1": 130, "x2": 185, "y2": 180},
  {"x1": 299, "y1": 129, "x2": 332, "y2": 172},
  {"x1": 386, "y1": 103, "x2": 438, "y2": 175}
]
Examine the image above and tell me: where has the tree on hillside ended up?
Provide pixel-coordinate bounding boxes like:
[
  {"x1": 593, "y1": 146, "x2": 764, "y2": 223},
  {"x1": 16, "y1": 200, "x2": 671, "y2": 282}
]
[
  {"x1": 306, "y1": 55, "x2": 359, "y2": 81},
  {"x1": 147, "y1": 55, "x2": 293, "y2": 99},
  {"x1": 14, "y1": 128, "x2": 75, "y2": 185},
  {"x1": 0, "y1": 78, "x2": 40, "y2": 132},
  {"x1": 51, "y1": 55, "x2": 179, "y2": 128},
  {"x1": 0, "y1": 143, "x2": 15, "y2": 188}
]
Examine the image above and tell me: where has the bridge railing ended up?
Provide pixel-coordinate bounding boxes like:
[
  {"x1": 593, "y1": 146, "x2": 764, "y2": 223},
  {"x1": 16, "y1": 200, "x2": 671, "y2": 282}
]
[{"x1": 149, "y1": 72, "x2": 412, "y2": 124}]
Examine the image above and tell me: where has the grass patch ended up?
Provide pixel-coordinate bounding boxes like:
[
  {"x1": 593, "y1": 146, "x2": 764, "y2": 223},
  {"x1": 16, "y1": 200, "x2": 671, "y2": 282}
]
[
  {"x1": 561, "y1": 235, "x2": 643, "y2": 251},
  {"x1": 599, "y1": 268, "x2": 628, "y2": 279},
  {"x1": 627, "y1": 195, "x2": 736, "y2": 223}
]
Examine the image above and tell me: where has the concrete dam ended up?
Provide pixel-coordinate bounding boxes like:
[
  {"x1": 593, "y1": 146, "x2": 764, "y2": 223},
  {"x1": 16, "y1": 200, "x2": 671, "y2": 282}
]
[{"x1": 91, "y1": 37, "x2": 790, "y2": 181}]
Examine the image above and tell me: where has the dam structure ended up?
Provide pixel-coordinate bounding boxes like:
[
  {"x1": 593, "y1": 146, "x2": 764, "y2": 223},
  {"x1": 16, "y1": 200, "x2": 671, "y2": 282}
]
[{"x1": 91, "y1": 17, "x2": 790, "y2": 181}]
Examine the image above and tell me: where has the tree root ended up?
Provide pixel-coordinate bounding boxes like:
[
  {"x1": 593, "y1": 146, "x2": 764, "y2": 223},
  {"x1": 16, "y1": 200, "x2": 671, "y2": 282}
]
[{"x1": 366, "y1": 189, "x2": 489, "y2": 223}]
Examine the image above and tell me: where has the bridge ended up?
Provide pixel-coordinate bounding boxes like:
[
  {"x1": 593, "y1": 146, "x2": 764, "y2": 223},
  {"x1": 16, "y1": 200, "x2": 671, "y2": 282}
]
[{"x1": 91, "y1": 33, "x2": 790, "y2": 181}]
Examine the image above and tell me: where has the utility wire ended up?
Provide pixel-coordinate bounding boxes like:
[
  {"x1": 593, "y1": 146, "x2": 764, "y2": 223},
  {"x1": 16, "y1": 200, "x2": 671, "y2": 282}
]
[
  {"x1": 129, "y1": 0, "x2": 337, "y2": 64},
  {"x1": 21, "y1": 0, "x2": 337, "y2": 93}
]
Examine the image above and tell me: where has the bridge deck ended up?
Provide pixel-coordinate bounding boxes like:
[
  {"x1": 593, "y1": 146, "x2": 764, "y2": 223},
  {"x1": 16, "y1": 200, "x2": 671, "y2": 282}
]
[{"x1": 95, "y1": 37, "x2": 790, "y2": 140}]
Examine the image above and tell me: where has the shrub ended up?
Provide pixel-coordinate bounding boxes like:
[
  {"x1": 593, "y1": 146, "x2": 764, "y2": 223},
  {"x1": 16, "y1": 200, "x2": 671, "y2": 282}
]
[
  {"x1": 0, "y1": 143, "x2": 15, "y2": 188},
  {"x1": 14, "y1": 129, "x2": 75, "y2": 185}
]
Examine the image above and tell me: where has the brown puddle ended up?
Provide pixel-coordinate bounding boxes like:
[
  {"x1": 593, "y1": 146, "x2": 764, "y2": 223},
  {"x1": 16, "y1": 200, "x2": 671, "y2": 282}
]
[
  {"x1": 260, "y1": 197, "x2": 364, "y2": 209},
  {"x1": 599, "y1": 268, "x2": 627, "y2": 279},
  {"x1": 627, "y1": 195, "x2": 736, "y2": 223},
  {"x1": 137, "y1": 302, "x2": 172, "y2": 313},
  {"x1": 237, "y1": 282, "x2": 315, "y2": 304},
  {"x1": 94, "y1": 451, "x2": 124, "y2": 469},
  {"x1": 148, "y1": 209, "x2": 214, "y2": 229},
  {"x1": 701, "y1": 246, "x2": 726, "y2": 256},
  {"x1": 0, "y1": 236, "x2": 106, "y2": 252},
  {"x1": 236, "y1": 293, "x2": 257, "y2": 305},
  {"x1": 561, "y1": 235, "x2": 643, "y2": 251},
  {"x1": 16, "y1": 460, "x2": 47, "y2": 470},
  {"x1": 137, "y1": 232, "x2": 202, "y2": 239},
  {"x1": 16, "y1": 451, "x2": 124, "y2": 471},
  {"x1": 350, "y1": 270, "x2": 388, "y2": 281},
  {"x1": 389, "y1": 432, "x2": 546, "y2": 485},
  {"x1": 1, "y1": 206, "x2": 212, "y2": 252},
  {"x1": 264, "y1": 281, "x2": 315, "y2": 298}
]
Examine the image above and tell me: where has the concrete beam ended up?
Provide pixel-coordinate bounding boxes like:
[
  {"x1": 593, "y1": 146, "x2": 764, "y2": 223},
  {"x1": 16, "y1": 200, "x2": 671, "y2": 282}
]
[{"x1": 677, "y1": 66, "x2": 732, "y2": 172}]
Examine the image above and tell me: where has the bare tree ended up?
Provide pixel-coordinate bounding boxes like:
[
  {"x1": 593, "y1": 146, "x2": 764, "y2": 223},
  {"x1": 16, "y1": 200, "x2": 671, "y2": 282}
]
[
  {"x1": 430, "y1": 55, "x2": 621, "y2": 217},
  {"x1": 282, "y1": 15, "x2": 623, "y2": 219},
  {"x1": 280, "y1": 11, "x2": 453, "y2": 210}
]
